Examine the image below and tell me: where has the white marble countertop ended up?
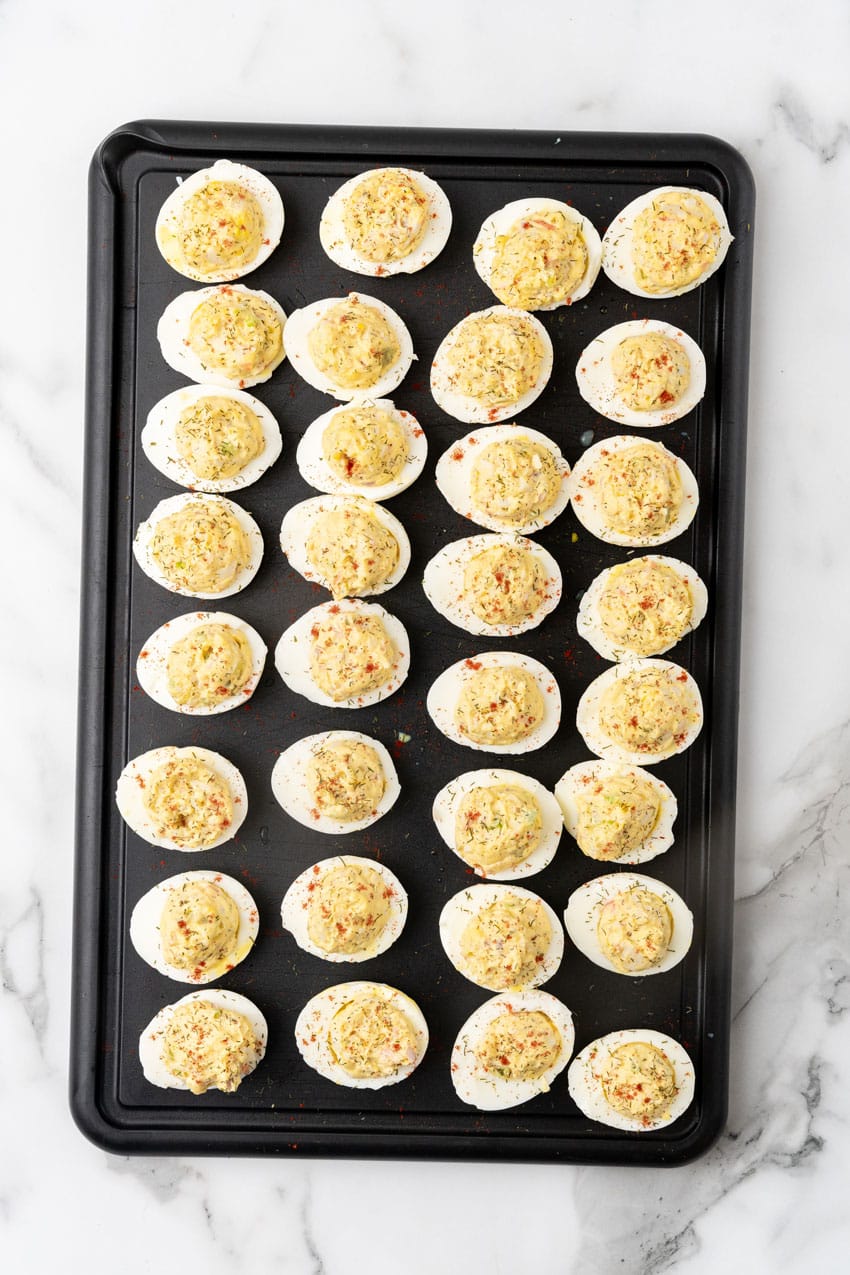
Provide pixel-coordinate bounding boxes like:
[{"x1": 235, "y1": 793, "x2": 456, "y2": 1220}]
[{"x1": 1, "y1": 1, "x2": 848, "y2": 1270}]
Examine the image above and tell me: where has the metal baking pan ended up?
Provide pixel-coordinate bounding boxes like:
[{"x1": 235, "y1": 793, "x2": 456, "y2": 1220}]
[{"x1": 72, "y1": 121, "x2": 754, "y2": 1162}]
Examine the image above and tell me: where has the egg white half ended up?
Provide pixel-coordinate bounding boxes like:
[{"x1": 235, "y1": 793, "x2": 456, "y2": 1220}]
[
  {"x1": 294, "y1": 981, "x2": 428, "y2": 1089},
  {"x1": 271, "y1": 730, "x2": 400, "y2": 834},
  {"x1": 319, "y1": 167, "x2": 452, "y2": 276},
  {"x1": 133, "y1": 492, "x2": 264, "y2": 600},
  {"x1": 426, "y1": 651, "x2": 561, "y2": 754},
  {"x1": 115, "y1": 745, "x2": 248, "y2": 851},
  {"x1": 281, "y1": 856, "x2": 408, "y2": 962},
  {"x1": 577, "y1": 555, "x2": 708, "y2": 662},
  {"x1": 564, "y1": 871, "x2": 693, "y2": 977},
  {"x1": 136, "y1": 611, "x2": 267, "y2": 716},
  {"x1": 129, "y1": 869, "x2": 259, "y2": 983},
  {"x1": 439, "y1": 883, "x2": 564, "y2": 990},
  {"x1": 139, "y1": 988, "x2": 268, "y2": 1092},
  {"x1": 296, "y1": 399, "x2": 427, "y2": 501},
  {"x1": 569, "y1": 435, "x2": 699, "y2": 548},
  {"x1": 432, "y1": 768, "x2": 563, "y2": 880},
  {"x1": 423, "y1": 534, "x2": 562, "y2": 637},
  {"x1": 601, "y1": 185, "x2": 732, "y2": 299},
  {"x1": 430, "y1": 306, "x2": 553, "y2": 423},
  {"x1": 576, "y1": 658, "x2": 704, "y2": 766},
  {"x1": 576, "y1": 319, "x2": 706, "y2": 428},
  {"x1": 568, "y1": 1028, "x2": 696, "y2": 1130},
  {"x1": 274, "y1": 599, "x2": 410, "y2": 709},
  {"x1": 157, "y1": 285, "x2": 287, "y2": 388},
  {"x1": 279, "y1": 495, "x2": 411, "y2": 598},
  {"x1": 555, "y1": 759, "x2": 677, "y2": 866},
  {"x1": 473, "y1": 197, "x2": 602, "y2": 310},
  {"x1": 283, "y1": 292, "x2": 414, "y2": 401}
]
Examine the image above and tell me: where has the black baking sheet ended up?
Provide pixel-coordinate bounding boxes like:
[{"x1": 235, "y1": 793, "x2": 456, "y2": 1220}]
[{"x1": 72, "y1": 121, "x2": 755, "y2": 1162}]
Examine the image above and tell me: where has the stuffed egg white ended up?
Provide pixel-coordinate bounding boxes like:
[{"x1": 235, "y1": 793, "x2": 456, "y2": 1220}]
[
  {"x1": 439, "y1": 883, "x2": 563, "y2": 990},
  {"x1": 296, "y1": 398, "x2": 427, "y2": 500},
  {"x1": 155, "y1": 159, "x2": 284, "y2": 283},
  {"x1": 139, "y1": 988, "x2": 267, "y2": 1094},
  {"x1": 141, "y1": 384, "x2": 282, "y2": 492},
  {"x1": 568, "y1": 1028, "x2": 695, "y2": 1130},
  {"x1": 430, "y1": 306, "x2": 553, "y2": 423},
  {"x1": 432, "y1": 768, "x2": 562, "y2": 880},
  {"x1": 136, "y1": 611, "x2": 267, "y2": 715},
  {"x1": 423, "y1": 534, "x2": 561, "y2": 637},
  {"x1": 280, "y1": 495, "x2": 410, "y2": 600},
  {"x1": 130, "y1": 869, "x2": 258, "y2": 983},
  {"x1": 271, "y1": 730, "x2": 400, "y2": 834},
  {"x1": 602, "y1": 185, "x2": 732, "y2": 299},
  {"x1": 157, "y1": 284, "x2": 286, "y2": 388},
  {"x1": 295, "y1": 981, "x2": 428, "y2": 1088},
  {"x1": 281, "y1": 856, "x2": 407, "y2": 962},
  {"x1": 133, "y1": 493, "x2": 263, "y2": 599},
  {"x1": 473, "y1": 197, "x2": 601, "y2": 310},
  {"x1": 555, "y1": 759, "x2": 677, "y2": 866},
  {"x1": 319, "y1": 167, "x2": 452, "y2": 276},
  {"x1": 435, "y1": 425, "x2": 570, "y2": 535},
  {"x1": 577, "y1": 555, "x2": 707, "y2": 662},
  {"x1": 569, "y1": 435, "x2": 698, "y2": 548},
  {"x1": 427, "y1": 651, "x2": 560, "y2": 754},
  {"x1": 451, "y1": 989, "x2": 574, "y2": 1110},
  {"x1": 576, "y1": 658, "x2": 703, "y2": 766},
  {"x1": 283, "y1": 292, "x2": 414, "y2": 401},
  {"x1": 275, "y1": 599, "x2": 410, "y2": 709},
  {"x1": 576, "y1": 319, "x2": 706, "y2": 428},
  {"x1": 116, "y1": 745, "x2": 247, "y2": 852},
  {"x1": 564, "y1": 871, "x2": 693, "y2": 976}
]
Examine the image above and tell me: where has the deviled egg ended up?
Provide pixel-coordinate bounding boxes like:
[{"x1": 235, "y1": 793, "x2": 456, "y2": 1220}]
[
  {"x1": 568, "y1": 1028, "x2": 695, "y2": 1130},
  {"x1": 473, "y1": 197, "x2": 601, "y2": 310},
  {"x1": 141, "y1": 384, "x2": 282, "y2": 492},
  {"x1": 450, "y1": 989, "x2": 574, "y2": 1110},
  {"x1": 115, "y1": 745, "x2": 247, "y2": 852},
  {"x1": 576, "y1": 658, "x2": 703, "y2": 766},
  {"x1": 136, "y1": 611, "x2": 267, "y2": 715},
  {"x1": 602, "y1": 185, "x2": 732, "y2": 298},
  {"x1": 432, "y1": 768, "x2": 562, "y2": 880},
  {"x1": 319, "y1": 167, "x2": 452, "y2": 275},
  {"x1": 577, "y1": 555, "x2": 708, "y2": 661},
  {"x1": 576, "y1": 319, "x2": 706, "y2": 427},
  {"x1": 427, "y1": 651, "x2": 561, "y2": 754},
  {"x1": 275, "y1": 599, "x2": 410, "y2": 708},
  {"x1": 157, "y1": 284, "x2": 286, "y2": 388},
  {"x1": 129, "y1": 869, "x2": 258, "y2": 983},
  {"x1": 295, "y1": 981, "x2": 428, "y2": 1088},
  {"x1": 569, "y1": 435, "x2": 698, "y2": 547},
  {"x1": 133, "y1": 493, "x2": 263, "y2": 599},
  {"x1": 271, "y1": 730, "x2": 400, "y2": 834},
  {"x1": 155, "y1": 159, "x2": 284, "y2": 283},
  {"x1": 439, "y1": 883, "x2": 563, "y2": 990},
  {"x1": 430, "y1": 306, "x2": 553, "y2": 423},
  {"x1": 139, "y1": 988, "x2": 267, "y2": 1094},
  {"x1": 296, "y1": 398, "x2": 427, "y2": 500},
  {"x1": 283, "y1": 292, "x2": 414, "y2": 401},
  {"x1": 281, "y1": 856, "x2": 407, "y2": 962},
  {"x1": 564, "y1": 871, "x2": 693, "y2": 976},
  {"x1": 280, "y1": 495, "x2": 410, "y2": 599},
  {"x1": 555, "y1": 759, "x2": 677, "y2": 865},
  {"x1": 435, "y1": 425, "x2": 570, "y2": 535},
  {"x1": 423, "y1": 534, "x2": 561, "y2": 637}
]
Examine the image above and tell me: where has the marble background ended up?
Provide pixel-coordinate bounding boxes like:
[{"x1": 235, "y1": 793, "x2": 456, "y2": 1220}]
[{"x1": 1, "y1": 0, "x2": 848, "y2": 1270}]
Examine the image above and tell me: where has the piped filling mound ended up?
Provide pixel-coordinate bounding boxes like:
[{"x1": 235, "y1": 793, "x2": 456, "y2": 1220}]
[
  {"x1": 307, "y1": 740, "x2": 386, "y2": 822},
  {"x1": 328, "y1": 994, "x2": 418, "y2": 1078},
  {"x1": 454, "y1": 784, "x2": 543, "y2": 875},
  {"x1": 489, "y1": 211, "x2": 588, "y2": 309},
  {"x1": 306, "y1": 862, "x2": 393, "y2": 956},
  {"x1": 174, "y1": 395, "x2": 264, "y2": 480},
  {"x1": 143, "y1": 755, "x2": 234, "y2": 849},
  {"x1": 611, "y1": 333, "x2": 690, "y2": 412},
  {"x1": 631, "y1": 190, "x2": 722, "y2": 293},
  {"x1": 446, "y1": 314, "x2": 545, "y2": 408},
  {"x1": 305, "y1": 505, "x2": 399, "y2": 599},
  {"x1": 595, "y1": 559, "x2": 693, "y2": 656},
  {"x1": 470, "y1": 437, "x2": 561, "y2": 528},
  {"x1": 150, "y1": 500, "x2": 251, "y2": 594},
  {"x1": 322, "y1": 406, "x2": 407, "y2": 486},
  {"x1": 309, "y1": 611, "x2": 396, "y2": 701},
  {"x1": 597, "y1": 665, "x2": 699, "y2": 757},
  {"x1": 307, "y1": 298, "x2": 401, "y2": 390},
  {"x1": 600, "y1": 1041, "x2": 678, "y2": 1122},
  {"x1": 159, "y1": 879, "x2": 240, "y2": 970},
  {"x1": 162, "y1": 999, "x2": 262, "y2": 1094},
  {"x1": 166, "y1": 622, "x2": 253, "y2": 707},
  {"x1": 573, "y1": 771, "x2": 662, "y2": 861},
  {"x1": 596, "y1": 443, "x2": 683, "y2": 539},
  {"x1": 455, "y1": 665, "x2": 545, "y2": 746},
  {"x1": 187, "y1": 289, "x2": 283, "y2": 383},
  {"x1": 463, "y1": 543, "x2": 548, "y2": 626},
  {"x1": 342, "y1": 169, "x2": 429, "y2": 263},
  {"x1": 476, "y1": 1009, "x2": 561, "y2": 1080},
  {"x1": 460, "y1": 894, "x2": 552, "y2": 989},
  {"x1": 167, "y1": 180, "x2": 265, "y2": 276},
  {"x1": 596, "y1": 886, "x2": 673, "y2": 973}
]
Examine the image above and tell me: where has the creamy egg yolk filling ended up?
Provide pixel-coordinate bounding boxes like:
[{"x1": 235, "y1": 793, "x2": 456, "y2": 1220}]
[
  {"x1": 597, "y1": 443, "x2": 683, "y2": 538},
  {"x1": 307, "y1": 299, "x2": 401, "y2": 391},
  {"x1": 611, "y1": 333, "x2": 691, "y2": 412},
  {"x1": 309, "y1": 612, "x2": 396, "y2": 701},
  {"x1": 188, "y1": 290, "x2": 283, "y2": 383},
  {"x1": 470, "y1": 437, "x2": 561, "y2": 528},
  {"x1": 455, "y1": 665, "x2": 545, "y2": 746},
  {"x1": 460, "y1": 894, "x2": 552, "y2": 989},
  {"x1": 150, "y1": 501, "x2": 251, "y2": 594},
  {"x1": 455, "y1": 784, "x2": 543, "y2": 874},
  {"x1": 328, "y1": 994, "x2": 418, "y2": 1078},
  {"x1": 342, "y1": 169, "x2": 429, "y2": 263},
  {"x1": 161, "y1": 180, "x2": 265, "y2": 277},
  {"x1": 598, "y1": 666, "x2": 699, "y2": 757},
  {"x1": 574, "y1": 772, "x2": 662, "y2": 860},
  {"x1": 305, "y1": 506, "x2": 399, "y2": 599},
  {"x1": 159, "y1": 879, "x2": 240, "y2": 971},
  {"x1": 174, "y1": 395, "x2": 265, "y2": 480},
  {"x1": 599, "y1": 1041, "x2": 678, "y2": 1122},
  {"x1": 165, "y1": 622, "x2": 253, "y2": 707},
  {"x1": 306, "y1": 740, "x2": 386, "y2": 822},
  {"x1": 476, "y1": 1008, "x2": 561, "y2": 1081},
  {"x1": 162, "y1": 999, "x2": 262, "y2": 1094},
  {"x1": 446, "y1": 315, "x2": 545, "y2": 408},
  {"x1": 489, "y1": 211, "x2": 588, "y2": 310},
  {"x1": 596, "y1": 886, "x2": 673, "y2": 973},
  {"x1": 306, "y1": 863, "x2": 394, "y2": 956},
  {"x1": 631, "y1": 191, "x2": 722, "y2": 293},
  {"x1": 322, "y1": 406, "x2": 407, "y2": 486},
  {"x1": 143, "y1": 755, "x2": 234, "y2": 849},
  {"x1": 596, "y1": 560, "x2": 693, "y2": 656},
  {"x1": 463, "y1": 543, "x2": 548, "y2": 626}
]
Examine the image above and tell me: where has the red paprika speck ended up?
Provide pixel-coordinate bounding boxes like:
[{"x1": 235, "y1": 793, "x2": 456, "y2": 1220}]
[
  {"x1": 464, "y1": 658, "x2": 483, "y2": 670},
  {"x1": 563, "y1": 648, "x2": 576, "y2": 665},
  {"x1": 677, "y1": 672, "x2": 688, "y2": 682},
  {"x1": 452, "y1": 448, "x2": 464, "y2": 461}
]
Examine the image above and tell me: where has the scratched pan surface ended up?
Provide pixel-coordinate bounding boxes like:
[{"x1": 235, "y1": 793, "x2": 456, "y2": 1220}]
[{"x1": 72, "y1": 122, "x2": 754, "y2": 1162}]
